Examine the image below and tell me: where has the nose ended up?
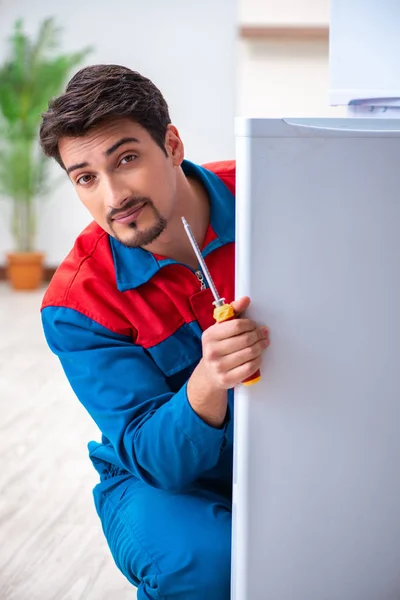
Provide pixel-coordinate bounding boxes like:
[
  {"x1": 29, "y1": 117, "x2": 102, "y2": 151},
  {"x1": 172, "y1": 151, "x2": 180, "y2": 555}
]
[{"x1": 103, "y1": 176, "x2": 131, "y2": 210}]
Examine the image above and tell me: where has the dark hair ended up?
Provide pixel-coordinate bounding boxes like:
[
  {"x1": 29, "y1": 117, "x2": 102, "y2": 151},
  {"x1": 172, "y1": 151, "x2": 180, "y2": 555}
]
[{"x1": 39, "y1": 64, "x2": 171, "y2": 167}]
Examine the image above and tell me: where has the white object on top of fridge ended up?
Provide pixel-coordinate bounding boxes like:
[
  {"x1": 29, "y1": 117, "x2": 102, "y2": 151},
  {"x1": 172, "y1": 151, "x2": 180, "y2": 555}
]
[{"x1": 330, "y1": 0, "x2": 400, "y2": 107}]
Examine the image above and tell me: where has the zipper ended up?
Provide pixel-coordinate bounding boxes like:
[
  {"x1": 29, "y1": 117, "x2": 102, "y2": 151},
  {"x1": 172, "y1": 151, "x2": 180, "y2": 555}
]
[
  {"x1": 162, "y1": 259, "x2": 208, "y2": 291},
  {"x1": 195, "y1": 269, "x2": 207, "y2": 290}
]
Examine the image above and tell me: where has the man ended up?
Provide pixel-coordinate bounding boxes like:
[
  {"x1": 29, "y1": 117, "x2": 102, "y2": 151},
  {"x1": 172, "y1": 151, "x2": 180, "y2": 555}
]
[{"x1": 40, "y1": 64, "x2": 269, "y2": 599}]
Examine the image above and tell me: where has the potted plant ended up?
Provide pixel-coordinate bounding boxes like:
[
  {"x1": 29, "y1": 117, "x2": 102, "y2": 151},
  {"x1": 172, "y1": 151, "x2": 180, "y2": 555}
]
[{"x1": 0, "y1": 18, "x2": 92, "y2": 290}]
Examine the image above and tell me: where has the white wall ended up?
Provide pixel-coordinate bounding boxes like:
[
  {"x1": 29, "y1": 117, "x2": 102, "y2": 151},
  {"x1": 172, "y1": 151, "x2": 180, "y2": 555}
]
[
  {"x1": 238, "y1": 38, "x2": 334, "y2": 117},
  {"x1": 0, "y1": 0, "x2": 237, "y2": 265},
  {"x1": 240, "y1": 0, "x2": 330, "y2": 25},
  {"x1": 237, "y1": 0, "x2": 347, "y2": 118}
]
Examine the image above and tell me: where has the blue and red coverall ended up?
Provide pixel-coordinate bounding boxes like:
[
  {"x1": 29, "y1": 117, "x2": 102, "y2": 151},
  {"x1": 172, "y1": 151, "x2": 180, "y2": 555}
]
[{"x1": 41, "y1": 159, "x2": 236, "y2": 599}]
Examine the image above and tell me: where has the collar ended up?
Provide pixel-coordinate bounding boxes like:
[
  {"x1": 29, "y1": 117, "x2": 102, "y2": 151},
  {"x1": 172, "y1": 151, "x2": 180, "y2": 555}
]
[{"x1": 110, "y1": 159, "x2": 235, "y2": 291}]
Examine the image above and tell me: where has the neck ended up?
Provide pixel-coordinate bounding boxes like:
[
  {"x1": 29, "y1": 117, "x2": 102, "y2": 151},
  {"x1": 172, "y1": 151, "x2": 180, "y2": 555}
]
[{"x1": 144, "y1": 168, "x2": 210, "y2": 268}]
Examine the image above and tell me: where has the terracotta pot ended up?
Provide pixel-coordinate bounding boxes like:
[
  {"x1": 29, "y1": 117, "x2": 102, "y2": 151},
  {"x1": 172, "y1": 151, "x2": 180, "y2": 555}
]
[{"x1": 6, "y1": 251, "x2": 45, "y2": 291}]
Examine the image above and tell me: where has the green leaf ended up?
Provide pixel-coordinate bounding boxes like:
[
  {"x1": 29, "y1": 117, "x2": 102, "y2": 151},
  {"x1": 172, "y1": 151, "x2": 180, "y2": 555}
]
[{"x1": 0, "y1": 17, "x2": 93, "y2": 250}]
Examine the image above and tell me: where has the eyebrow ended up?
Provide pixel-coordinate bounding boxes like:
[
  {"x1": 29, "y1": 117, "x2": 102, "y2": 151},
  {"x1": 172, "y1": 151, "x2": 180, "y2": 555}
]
[
  {"x1": 105, "y1": 136, "x2": 140, "y2": 157},
  {"x1": 66, "y1": 137, "x2": 141, "y2": 175},
  {"x1": 66, "y1": 161, "x2": 89, "y2": 175}
]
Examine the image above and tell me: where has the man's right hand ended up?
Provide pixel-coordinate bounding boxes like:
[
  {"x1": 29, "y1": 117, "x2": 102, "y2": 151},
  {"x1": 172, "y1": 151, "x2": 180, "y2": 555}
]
[
  {"x1": 200, "y1": 296, "x2": 270, "y2": 390},
  {"x1": 187, "y1": 297, "x2": 269, "y2": 428}
]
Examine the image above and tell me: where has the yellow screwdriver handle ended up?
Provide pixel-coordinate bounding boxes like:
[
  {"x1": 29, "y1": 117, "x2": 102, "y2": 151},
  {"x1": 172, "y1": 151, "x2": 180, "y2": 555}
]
[
  {"x1": 213, "y1": 303, "x2": 261, "y2": 386},
  {"x1": 213, "y1": 303, "x2": 236, "y2": 323}
]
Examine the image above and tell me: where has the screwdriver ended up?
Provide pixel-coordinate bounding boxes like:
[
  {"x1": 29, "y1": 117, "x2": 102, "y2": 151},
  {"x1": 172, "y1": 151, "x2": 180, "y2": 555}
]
[{"x1": 181, "y1": 217, "x2": 261, "y2": 386}]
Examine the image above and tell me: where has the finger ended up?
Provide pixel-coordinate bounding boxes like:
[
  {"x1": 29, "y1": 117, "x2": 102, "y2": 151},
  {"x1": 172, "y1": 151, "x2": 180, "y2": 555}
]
[
  {"x1": 215, "y1": 327, "x2": 268, "y2": 357},
  {"x1": 207, "y1": 317, "x2": 259, "y2": 342},
  {"x1": 230, "y1": 296, "x2": 251, "y2": 316},
  {"x1": 223, "y1": 356, "x2": 263, "y2": 388},
  {"x1": 218, "y1": 338, "x2": 267, "y2": 372}
]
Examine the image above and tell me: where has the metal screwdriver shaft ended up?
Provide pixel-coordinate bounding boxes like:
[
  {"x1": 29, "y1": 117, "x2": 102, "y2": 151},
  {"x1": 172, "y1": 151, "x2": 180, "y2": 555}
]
[
  {"x1": 181, "y1": 216, "x2": 261, "y2": 386},
  {"x1": 181, "y1": 217, "x2": 224, "y2": 307}
]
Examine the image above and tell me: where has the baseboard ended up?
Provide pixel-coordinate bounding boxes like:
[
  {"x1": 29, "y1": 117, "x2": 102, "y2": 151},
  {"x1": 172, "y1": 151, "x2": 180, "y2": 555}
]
[{"x1": 0, "y1": 265, "x2": 58, "y2": 282}]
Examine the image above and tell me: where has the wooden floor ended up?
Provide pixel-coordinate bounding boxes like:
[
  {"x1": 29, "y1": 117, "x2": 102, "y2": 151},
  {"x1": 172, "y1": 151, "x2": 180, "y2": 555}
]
[{"x1": 0, "y1": 283, "x2": 135, "y2": 599}]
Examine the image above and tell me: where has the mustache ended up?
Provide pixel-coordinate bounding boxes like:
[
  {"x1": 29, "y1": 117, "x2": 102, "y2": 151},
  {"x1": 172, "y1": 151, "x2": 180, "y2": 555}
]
[{"x1": 107, "y1": 197, "x2": 152, "y2": 223}]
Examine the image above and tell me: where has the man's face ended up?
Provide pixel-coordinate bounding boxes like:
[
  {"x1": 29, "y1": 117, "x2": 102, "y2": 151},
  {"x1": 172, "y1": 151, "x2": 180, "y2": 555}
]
[{"x1": 59, "y1": 118, "x2": 183, "y2": 248}]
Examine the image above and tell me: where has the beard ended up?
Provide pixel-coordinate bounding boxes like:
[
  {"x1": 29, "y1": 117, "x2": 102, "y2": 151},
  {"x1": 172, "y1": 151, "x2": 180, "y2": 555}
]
[{"x1": 107, "y1": 197, "x2": 167, "y2": 249}]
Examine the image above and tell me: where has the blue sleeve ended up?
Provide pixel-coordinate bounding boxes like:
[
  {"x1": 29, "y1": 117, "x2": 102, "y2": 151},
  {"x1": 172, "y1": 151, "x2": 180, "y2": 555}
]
[{"x1": 41, "y1": 306, "x2": 229, "y2": 491}]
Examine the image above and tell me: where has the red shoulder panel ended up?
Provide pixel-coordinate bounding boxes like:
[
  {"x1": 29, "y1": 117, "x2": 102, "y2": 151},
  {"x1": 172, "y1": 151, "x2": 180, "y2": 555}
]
[
  {"x1": 202, "y1": 160, "x2": 236, "y2": 196},
  {"x1": 41, "y1": 221, "x2": 134, "y2": 336}
]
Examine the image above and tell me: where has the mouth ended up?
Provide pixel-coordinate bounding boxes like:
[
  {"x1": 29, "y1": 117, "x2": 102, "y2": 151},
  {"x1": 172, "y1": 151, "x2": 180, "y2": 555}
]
[{"x1": 113, "y1": 202, "x2": 147, "y2": 225}]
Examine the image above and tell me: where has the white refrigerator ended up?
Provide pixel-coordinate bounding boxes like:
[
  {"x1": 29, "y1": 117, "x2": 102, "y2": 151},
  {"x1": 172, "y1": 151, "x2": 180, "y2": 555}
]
[{"x1": 233, "y1": 118, "x2": 400, "y2": 600}]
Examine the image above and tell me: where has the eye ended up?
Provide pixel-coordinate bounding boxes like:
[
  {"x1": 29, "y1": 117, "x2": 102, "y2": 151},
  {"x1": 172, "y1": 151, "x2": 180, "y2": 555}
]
[
  {"x1": 120, "y1": 154, "x2": 137, "y2": 165},
  {"x1": 76, "y1": 174, "x2": 93, "y2": 186}
]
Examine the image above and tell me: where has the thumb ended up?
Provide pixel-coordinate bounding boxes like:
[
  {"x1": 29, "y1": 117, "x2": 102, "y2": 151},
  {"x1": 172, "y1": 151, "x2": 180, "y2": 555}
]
[{"x1": 230, "y1": 296, "x2": 251, "y2": 317}]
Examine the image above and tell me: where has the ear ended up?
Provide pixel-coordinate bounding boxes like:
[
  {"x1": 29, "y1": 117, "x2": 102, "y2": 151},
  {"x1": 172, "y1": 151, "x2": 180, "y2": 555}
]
[{"x1": 165, "y1": 124, "x2": 184, "y2": 166}]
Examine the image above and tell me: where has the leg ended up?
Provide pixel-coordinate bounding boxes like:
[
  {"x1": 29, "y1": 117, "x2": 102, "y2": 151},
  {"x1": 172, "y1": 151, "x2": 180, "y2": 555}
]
[{"x1": 93, "y1": 475, "x2": 232, "y2": 600}]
